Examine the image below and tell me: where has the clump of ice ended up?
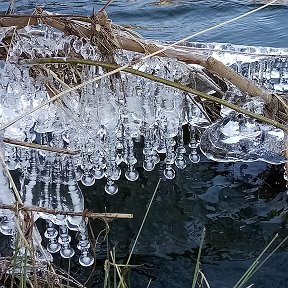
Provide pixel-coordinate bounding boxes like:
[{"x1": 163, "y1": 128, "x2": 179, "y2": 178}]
[{"x1": 200, "y1": 112, "x2": 286, "y2": 164}]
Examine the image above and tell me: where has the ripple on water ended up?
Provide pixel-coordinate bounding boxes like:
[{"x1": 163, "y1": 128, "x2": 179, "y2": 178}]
[{"x1": 0, "y1": 1, "x2": 287, "y2": 46}]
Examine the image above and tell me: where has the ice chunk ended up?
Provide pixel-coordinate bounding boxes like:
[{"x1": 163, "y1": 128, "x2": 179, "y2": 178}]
[{"x1": 200, "y1": 112, "x2": 286, "y2": 164}]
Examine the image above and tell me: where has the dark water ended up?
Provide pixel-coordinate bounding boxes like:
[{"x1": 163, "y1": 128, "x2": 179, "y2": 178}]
[
  {"x1": 1, "y1": 1, "x2": 288, "y2": 287},
  {"x1": 76, "y1": 159, "x2": 288, "y2": 288}
]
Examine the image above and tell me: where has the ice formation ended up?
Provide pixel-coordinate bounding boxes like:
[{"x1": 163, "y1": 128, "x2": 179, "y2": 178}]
[{"x1": 0, "y1": 25, "x2": 287, "y2": 265}]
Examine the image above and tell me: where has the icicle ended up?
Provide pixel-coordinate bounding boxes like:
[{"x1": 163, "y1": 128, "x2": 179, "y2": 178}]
[
  {"x1": 50, "y1": 155, "x2": 67, "y2": 225},
  {"x1": 143, "y1": 126, "x2": 155, "y2": 172},
  {"x1": 175, "y1": 126, "x2": 187, "y2": 169},
  {"x1": 104, "y1": 134, "x2": 120, "y2": 194},
  {"x1": 125, "y1": 138, "x2": 139, "y2": 182},
  {"x1": 20, "y1": 150, "x2": 41, "y2": 209},
  {"x1": 164, "y1": 137, "x2": 175, "y2": 180},
  {"x1": 58, "y1": 225, "x2": 74, "y2": 258},
  {"x1": 77, "y1": 221, "x2": 94, "y2": 267},
  {"x1": 0, "y1": 132, "x2": 16, "y2": 238},
  {"x1": 0, "y1": 216, "x2": 15, "y2": 236},
  {"x1": 105, "y1": 178, "x2": 118, "y2": 195},
  {"x1": 81, "y1": 153, "x2": 95, "y2": 186},
  {"x1": 188, "y1": 125, "x2": 200, "y2": 163},
  {"x1": 39, "y1": 153, "x2": 53, "y2": 221},
  {"x1": 63, "y1": 157, "x2": 84, "y2": 228},
  {"x1": 91, "y1": 150, "x2": 105, "y2": 180},
  {"x1": 44, "y1": 220, "x2": 61, "y2": 253}
]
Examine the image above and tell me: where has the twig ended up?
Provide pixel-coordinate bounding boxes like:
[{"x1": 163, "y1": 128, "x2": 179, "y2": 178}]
[
  {"x1": 107, "y1": 263, "x2": 141, "y2": 268},
  {"x1": 84, "y1": 223, "x2": 110, "y2": 286},
  {"x1": 99, "y1": 0, "x2": 114, "y2": 13},
  {"x1": 3, "y1": 137, "x2": 80, "y2": 155},
  {"x1": 110, "y1": 250, "x2": 126, "y2": 288},
  {"x1": 198, "y1": 271, "x2": 211, "y2": 288},
  {"x1": 0, "y1": 14, "x2": 90, "y2": 18},
  {"x1": 233, "y1": 233, "x2": 279, "y2": 288},
  {"x1": 0, "y1": 151, "x2": 22, "y2": 203},
  {"x1": 113, "y1": 179, "x2": 161, "y2": 288},
  {"x1": 126, "y1": 178, "x2": 161, "y2": 265},
  {"x1": 192, "y1": 227, "x2": 206, "y2": 288},
  {"x1": 0, "y1": 151, "x2": 39, "y2": 272},
  {"x1": 146, "y1": 279, "x2": 152, "y2": 288},
  {"x1": 237, "y1": 235, "x2": 288, "y2": 288},
  {"x1": 0, "y1": 203, "x2": 133, "y2": 220}
]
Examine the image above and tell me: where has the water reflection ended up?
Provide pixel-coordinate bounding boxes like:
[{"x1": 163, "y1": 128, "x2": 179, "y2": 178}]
[{"x1": 74, "y1": 158, "x2": 287, "y2": 287}]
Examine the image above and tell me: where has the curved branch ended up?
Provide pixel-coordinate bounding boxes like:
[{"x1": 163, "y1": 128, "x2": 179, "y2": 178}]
[
  {"x1": 0, "y1": 14, "x2": 273, "y2": 102},
  {"x1": 22, "y1": 57, "x2": 288, "y2": 133}
]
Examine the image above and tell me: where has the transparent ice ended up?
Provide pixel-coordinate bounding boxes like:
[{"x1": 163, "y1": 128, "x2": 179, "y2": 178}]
[{"x1": 0, "y1": 25, "x2": 287, "y2": 265}]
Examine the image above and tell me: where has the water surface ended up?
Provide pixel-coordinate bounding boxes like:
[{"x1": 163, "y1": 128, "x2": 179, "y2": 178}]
[{"x1": 1, "y1": 0, "x2": 288, "y2": 47}]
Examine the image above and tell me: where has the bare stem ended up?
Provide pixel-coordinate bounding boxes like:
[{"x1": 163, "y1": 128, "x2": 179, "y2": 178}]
[
  {"x1": 3, "y1": 137, "x2": 80, "y2": 155},
  {"x1": 0, "y1": 203, "x2": 133, "y2": 220}
]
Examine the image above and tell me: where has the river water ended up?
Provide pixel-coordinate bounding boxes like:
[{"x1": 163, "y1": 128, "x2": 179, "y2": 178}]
[
  {"x1": 1, "y1": 0, "x2": 288, "y2": 47},
  {"x1": 1, "y1": 1, "x2": 288, "y2": 287}
]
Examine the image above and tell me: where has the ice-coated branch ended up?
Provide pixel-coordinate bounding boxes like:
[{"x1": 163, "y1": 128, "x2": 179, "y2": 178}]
[
  {"x1": 22, "y1": 57, "x2": 288, "y2": 133},
  {"x1": 3, "y1": 137, "x2": 80, "y2": 155},
  {"x1": 0, "y1": 203, "x2": 133, "y2": 220}
]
